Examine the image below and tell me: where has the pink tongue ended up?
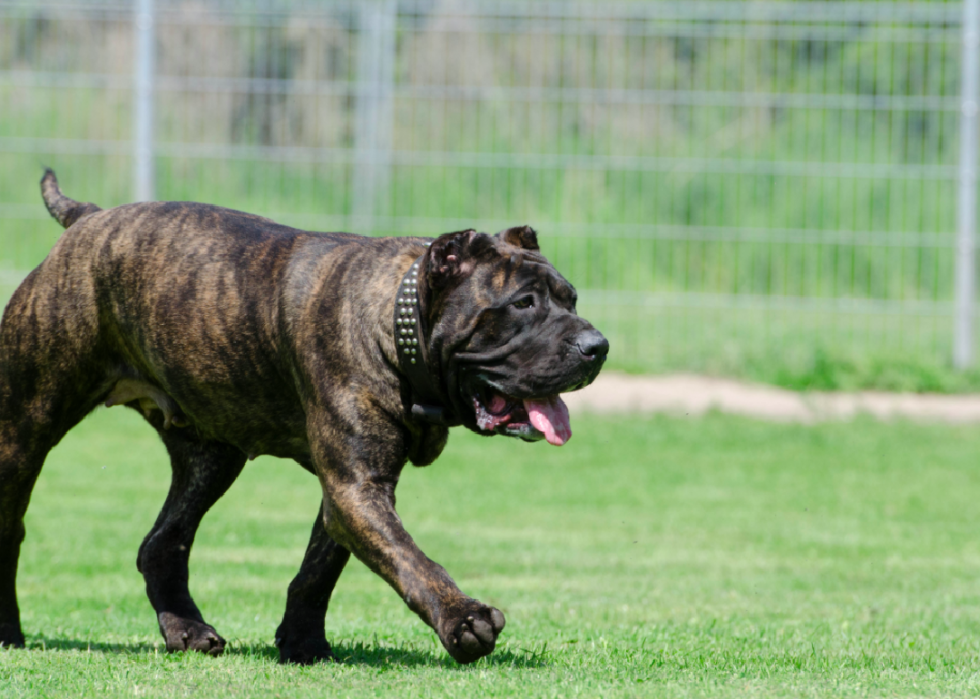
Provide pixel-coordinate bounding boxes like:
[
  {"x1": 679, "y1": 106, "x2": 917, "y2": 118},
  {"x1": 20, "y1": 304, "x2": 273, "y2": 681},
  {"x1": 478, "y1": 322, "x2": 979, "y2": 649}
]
[{"x1": 524, "y1": 396, "x2": 572, "y2": 446}]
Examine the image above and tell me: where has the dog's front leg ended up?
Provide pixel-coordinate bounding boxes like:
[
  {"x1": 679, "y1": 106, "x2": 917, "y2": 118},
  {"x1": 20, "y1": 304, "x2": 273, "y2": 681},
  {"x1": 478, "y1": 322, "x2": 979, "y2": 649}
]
[{"x1": 311, "y1": 436, "x2": 505, "y2": 664}]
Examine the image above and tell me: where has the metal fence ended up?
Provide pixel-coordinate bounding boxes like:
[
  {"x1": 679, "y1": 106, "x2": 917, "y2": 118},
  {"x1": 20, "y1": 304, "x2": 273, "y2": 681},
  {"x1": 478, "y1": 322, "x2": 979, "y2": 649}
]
[{"x1": 0, "y1": 0, "x2": 976, "y2": 381}]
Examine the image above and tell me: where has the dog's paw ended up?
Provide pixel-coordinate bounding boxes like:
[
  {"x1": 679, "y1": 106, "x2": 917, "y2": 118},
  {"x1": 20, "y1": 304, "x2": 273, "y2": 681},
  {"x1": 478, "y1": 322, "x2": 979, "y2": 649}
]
[
  {"x1": 0, "y1": 623, "x2": 25, "y2": 649},
  {"x1": 439, "y1": 604, "x2": 506, "y2": 664},
  {"x1": 275, "y1": 633, "x2": 336, "y2": 665},
  {"x1": 158, "y1": 612, "x2": 225, "y2": 656}
]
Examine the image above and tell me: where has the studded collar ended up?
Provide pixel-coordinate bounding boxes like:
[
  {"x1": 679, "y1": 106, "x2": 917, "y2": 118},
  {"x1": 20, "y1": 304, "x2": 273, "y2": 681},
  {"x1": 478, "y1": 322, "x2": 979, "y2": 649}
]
[{"x1": 393, "y1": 252, "x2": 460, "y2": 426}]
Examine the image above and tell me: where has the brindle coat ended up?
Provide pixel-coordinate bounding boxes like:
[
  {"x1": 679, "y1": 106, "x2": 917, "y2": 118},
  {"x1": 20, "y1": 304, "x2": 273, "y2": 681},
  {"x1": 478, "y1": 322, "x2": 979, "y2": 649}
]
[{"x1": 0, "y1": 170, "x2": 607, "y2": 664}]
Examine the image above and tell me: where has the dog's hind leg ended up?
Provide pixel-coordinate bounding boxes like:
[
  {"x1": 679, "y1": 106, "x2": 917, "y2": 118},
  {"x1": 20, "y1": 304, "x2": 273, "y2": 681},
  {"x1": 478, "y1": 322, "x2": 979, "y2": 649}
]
[
  {"x1": 0, "y1": 413, "x2": 59, "y2": 649},
  {"x1": 0, "y1": 276, "x2": 108, "y2": 648},
  {"x1": 136, "y1": 426, "x2": 246, "y2": 656},
  {"x1": 0, "y1": 392, "x2": 107, "y2": 649},
  {"x1": 0, "y1": 369, "x2": 106, "y2": 648},
  {"x1": 275, "y1": 504, "x2": 350, "y2": 664}
]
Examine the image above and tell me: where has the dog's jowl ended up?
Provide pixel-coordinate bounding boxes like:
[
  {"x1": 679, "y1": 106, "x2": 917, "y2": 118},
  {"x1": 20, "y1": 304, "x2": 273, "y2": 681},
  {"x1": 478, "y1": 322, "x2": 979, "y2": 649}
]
[{"x1": 0, "y1": 170, "x2": 608, "y2": 664}]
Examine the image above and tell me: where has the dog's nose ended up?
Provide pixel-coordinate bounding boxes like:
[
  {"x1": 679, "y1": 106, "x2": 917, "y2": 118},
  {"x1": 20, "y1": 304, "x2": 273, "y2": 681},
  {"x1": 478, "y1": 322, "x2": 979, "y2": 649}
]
[{"x1": 574, "y1": 329, "x2": 609, "y2": 360}]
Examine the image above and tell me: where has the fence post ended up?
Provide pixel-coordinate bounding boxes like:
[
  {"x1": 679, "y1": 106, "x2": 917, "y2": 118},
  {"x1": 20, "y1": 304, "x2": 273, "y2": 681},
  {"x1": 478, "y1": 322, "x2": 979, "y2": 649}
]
[
  {"x1": 134, "y1": 0, "x2": 155, "y2": 202},
  {"x1": 955, "y1": 0, "x2": 980, "y2": 369},
  {"x1": 352, "y1": 0, "x2": 396, "y2": 234}
]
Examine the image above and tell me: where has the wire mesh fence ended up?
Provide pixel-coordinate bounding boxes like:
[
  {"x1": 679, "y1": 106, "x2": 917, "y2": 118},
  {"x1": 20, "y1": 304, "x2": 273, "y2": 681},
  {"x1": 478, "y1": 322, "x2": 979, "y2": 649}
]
[{"x1": 0, "y1": 0, "x2": 974, "y2": 384}]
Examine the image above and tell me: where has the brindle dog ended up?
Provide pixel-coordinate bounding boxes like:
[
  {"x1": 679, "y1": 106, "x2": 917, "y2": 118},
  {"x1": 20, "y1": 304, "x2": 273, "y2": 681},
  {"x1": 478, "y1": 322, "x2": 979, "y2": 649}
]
[{"x1": 0, "y1": 170, "x2": 608, "y2": 664}]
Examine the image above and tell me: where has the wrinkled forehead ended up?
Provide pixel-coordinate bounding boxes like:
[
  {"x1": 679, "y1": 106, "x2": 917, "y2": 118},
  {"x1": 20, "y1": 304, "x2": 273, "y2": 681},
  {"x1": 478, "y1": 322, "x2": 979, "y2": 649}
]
[{"x1": 486, "y1": 247, "x2": 577, "y2": 303}]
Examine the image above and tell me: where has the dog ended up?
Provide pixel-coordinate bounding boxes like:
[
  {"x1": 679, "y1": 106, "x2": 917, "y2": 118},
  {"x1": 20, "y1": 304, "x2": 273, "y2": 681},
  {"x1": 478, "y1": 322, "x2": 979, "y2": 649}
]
[{"x1": 0, "y1": 170, "x2": 608, "y2": 664}]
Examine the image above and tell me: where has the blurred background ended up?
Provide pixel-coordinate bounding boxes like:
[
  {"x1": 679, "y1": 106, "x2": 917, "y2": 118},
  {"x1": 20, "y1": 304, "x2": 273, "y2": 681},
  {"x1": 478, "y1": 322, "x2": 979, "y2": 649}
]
[{"x1": 0, "y1": 0, "x2": 975, "y2": 391}]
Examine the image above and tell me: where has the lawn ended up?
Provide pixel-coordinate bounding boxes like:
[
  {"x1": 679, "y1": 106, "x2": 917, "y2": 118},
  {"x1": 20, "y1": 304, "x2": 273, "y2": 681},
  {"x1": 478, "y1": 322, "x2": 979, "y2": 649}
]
[{"x1": 2, "y1": 408, "x2": 980, "y2": 697}]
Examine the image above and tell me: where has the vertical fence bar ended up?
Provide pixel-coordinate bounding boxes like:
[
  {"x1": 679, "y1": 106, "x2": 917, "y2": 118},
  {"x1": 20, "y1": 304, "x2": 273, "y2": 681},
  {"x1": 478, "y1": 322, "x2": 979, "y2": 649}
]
[
  {"x1": 955, "y1": 0, "x2": 980, "y2": 368},
  {"x1": 134, "y1": 0, "x2": 155, "y2": 202},
  {"x1": 352, "y1": 0, "x2": 396, "y2": 234}
]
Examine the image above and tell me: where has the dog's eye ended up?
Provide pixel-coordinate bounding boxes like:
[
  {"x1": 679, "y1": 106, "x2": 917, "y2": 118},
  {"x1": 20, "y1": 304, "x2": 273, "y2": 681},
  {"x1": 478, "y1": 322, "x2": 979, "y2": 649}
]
[{"x1": 512, "y1": 296, "x2": 534, "y2": 310}]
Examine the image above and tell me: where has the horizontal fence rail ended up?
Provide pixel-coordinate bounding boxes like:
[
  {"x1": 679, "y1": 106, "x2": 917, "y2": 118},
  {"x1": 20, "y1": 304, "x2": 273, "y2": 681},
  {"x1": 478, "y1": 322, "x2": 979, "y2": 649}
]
[{"x1": 0, "y1": 0, "x2": 974, "y2": 383}]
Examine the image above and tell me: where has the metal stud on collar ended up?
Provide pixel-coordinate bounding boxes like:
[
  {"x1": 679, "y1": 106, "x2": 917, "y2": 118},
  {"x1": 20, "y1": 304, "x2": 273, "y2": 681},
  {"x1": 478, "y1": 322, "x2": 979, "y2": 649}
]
[
  {"x1": 398, "y1": 259, "x2": 420, "y2": 358},
  {"x1": 393, "y1": 249, "x2": 456, "y2": 420}
]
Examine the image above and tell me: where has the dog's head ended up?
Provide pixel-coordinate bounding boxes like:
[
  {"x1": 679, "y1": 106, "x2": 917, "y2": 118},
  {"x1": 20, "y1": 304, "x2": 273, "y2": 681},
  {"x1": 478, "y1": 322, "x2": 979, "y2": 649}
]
[{"x1": 420, "y1": 227, "x2": 608, "y2": 445}]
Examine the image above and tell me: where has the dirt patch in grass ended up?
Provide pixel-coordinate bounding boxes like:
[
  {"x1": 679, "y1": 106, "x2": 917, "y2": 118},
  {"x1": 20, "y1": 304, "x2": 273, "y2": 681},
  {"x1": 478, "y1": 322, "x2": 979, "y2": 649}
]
[{"x1": 567, "y1": 372, "x2": 980, "y2": 423}]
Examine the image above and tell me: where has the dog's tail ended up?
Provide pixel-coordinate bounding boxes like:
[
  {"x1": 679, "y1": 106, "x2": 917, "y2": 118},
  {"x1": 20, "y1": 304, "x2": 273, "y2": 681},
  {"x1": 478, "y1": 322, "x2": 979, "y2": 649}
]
[{"x1": 40, "y1": 168, "x2": 102, "y2": 229}]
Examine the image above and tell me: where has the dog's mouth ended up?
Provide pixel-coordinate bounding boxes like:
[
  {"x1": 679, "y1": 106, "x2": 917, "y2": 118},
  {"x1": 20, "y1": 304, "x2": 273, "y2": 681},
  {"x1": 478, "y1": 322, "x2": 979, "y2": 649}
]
[{"x1": 472, "y1": 387, "x2": 571, "y2": 446}]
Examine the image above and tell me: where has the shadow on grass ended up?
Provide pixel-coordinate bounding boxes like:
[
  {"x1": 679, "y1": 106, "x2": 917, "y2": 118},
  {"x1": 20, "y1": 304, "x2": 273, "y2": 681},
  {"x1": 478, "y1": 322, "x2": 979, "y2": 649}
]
[
  {"x1": 22, "y1": 636, "x2": 550, "y2": 670},
  {"x1": 26, "y1": 637, "x2": 162, "y2": 654},
  {"x1": 228, "y1": 639, "x2": 550, "y2": 669}
]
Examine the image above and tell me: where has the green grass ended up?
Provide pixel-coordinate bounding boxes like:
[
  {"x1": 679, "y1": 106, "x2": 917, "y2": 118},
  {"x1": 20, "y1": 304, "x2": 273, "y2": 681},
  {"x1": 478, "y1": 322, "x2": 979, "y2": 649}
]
[{"x1": 3, "y1": 409, "x2": 980, "y2": 697}]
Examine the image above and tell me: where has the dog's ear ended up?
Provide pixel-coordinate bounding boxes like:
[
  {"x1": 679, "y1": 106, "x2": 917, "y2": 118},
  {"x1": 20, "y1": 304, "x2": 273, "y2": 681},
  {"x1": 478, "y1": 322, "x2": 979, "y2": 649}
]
[
  {"x1": 495, "y1": 225, "x2": 539, "y2": 251},
  {"x1": 427, "y1": 229, "x2": 482, "y2": 288}
]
